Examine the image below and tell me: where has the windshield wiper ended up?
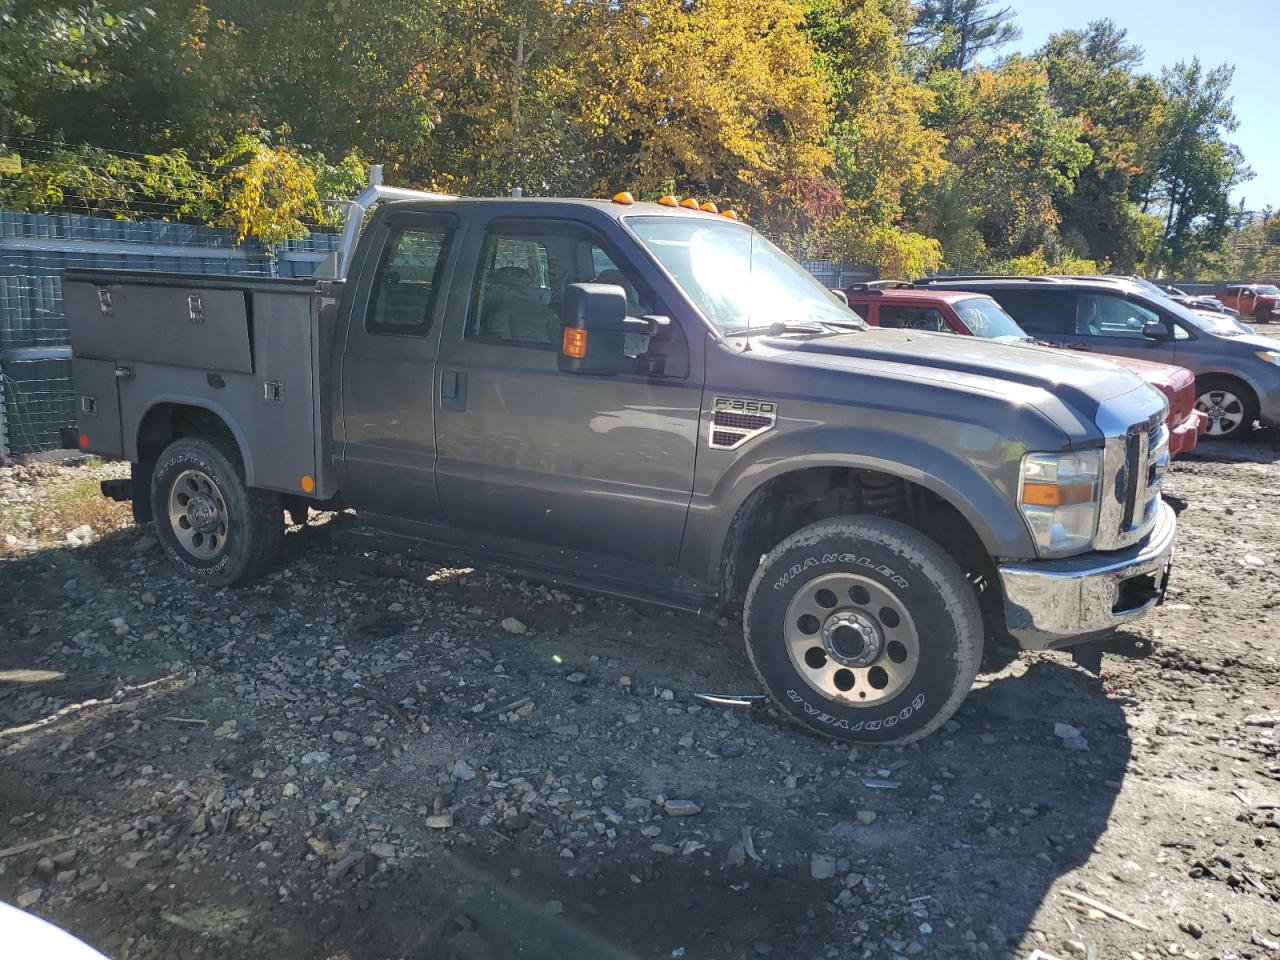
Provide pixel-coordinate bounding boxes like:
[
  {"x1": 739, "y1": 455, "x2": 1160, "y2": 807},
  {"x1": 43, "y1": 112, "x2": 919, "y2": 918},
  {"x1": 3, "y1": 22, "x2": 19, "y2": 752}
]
[{"x1": 729, "y1": 319, "x2": 864, "y2": 338}]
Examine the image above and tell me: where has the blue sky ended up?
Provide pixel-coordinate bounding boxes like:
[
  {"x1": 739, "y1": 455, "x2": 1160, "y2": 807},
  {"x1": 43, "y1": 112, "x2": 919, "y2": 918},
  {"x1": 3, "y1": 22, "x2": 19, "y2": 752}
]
[{"x1": 993, "y1": 0, "x2": 1279, "y2": 213}]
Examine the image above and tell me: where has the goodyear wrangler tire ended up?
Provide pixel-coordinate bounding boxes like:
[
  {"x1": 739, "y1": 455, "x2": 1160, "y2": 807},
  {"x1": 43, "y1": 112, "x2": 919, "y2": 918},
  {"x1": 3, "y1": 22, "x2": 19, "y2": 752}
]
[
  {"x1": 744, "y1": 516, "x2": 982, "y2": 745},
  {"x1": 150, "y1": 436, "x2": 283, "y2": 587}
]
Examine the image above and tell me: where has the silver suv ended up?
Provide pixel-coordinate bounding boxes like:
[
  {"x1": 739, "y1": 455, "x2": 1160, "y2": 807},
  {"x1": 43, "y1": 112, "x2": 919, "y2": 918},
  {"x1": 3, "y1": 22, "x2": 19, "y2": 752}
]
[{"x1": 921, "y1": 275, "x2": 1280, "y2": 438}]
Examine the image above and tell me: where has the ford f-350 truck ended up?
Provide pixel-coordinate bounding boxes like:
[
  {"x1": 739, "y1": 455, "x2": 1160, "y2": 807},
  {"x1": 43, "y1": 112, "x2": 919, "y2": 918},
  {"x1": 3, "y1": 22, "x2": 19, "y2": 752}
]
[{"x1": 62, "y1": 175, "x2": 1176, "y2": 745}]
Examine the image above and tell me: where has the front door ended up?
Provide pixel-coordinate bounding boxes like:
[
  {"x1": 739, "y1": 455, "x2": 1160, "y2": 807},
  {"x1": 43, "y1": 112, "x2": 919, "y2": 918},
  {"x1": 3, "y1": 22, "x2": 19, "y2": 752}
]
[
  {"x1": 1055, "y1": 292, "x2": 1178, "y2": 364},
  {"x1": 338, "y1": 212, "x2": 461, "y2": 522},
  {"x1": 433, "y1": 214, "x2": 702, "y2": 568}
]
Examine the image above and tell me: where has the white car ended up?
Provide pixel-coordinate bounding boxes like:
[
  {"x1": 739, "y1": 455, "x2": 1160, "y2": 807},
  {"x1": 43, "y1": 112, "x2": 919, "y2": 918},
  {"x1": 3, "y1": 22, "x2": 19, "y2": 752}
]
[{"x1": 0, "y1": 901, "x2": 108, "y2": 959}]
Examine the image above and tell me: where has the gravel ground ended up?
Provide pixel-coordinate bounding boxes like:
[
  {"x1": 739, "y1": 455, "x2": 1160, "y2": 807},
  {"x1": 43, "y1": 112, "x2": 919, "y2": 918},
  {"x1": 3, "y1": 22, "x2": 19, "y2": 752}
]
[{"x1": 0, "y1": 440, "x2": 1277, "y2": 960}]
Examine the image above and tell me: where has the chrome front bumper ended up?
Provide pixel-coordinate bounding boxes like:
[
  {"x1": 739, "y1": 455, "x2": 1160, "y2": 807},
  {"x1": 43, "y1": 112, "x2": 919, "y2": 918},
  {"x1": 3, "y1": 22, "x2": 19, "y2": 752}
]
[{"x1": 998, "y1": 499, "x2": 1177, "y2": 650}]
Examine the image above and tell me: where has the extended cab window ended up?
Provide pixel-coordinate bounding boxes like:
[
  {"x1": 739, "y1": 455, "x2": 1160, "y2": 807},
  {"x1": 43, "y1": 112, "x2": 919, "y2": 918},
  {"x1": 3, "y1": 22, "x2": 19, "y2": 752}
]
[
  {"x1": 1076, "y1": 293, "x2": 1159, "y2": 339},
  {"x1": 470, "y1": 221, "x2": 655, "y2": 347},
  {"x1": 878, "y1": 305, "x2": 950, "y2": 332},
  {"x1": 367, "y1": 225, "x2": 452, "y2": 336}
]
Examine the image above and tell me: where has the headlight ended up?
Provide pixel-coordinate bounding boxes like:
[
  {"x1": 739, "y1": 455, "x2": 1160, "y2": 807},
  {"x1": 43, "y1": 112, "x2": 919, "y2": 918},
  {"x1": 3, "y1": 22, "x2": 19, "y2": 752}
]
[
  {"x1": 1019, "y1": 450, "x2": 1101, "y2": 557},
  {"x1": 1256, "y1": 351, "x2": 1280, "y2": 367}
]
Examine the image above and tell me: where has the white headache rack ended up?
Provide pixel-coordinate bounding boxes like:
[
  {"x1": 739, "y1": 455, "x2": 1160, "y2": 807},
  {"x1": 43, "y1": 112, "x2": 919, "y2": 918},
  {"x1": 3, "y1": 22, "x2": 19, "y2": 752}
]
[{"x1": 325, "y1": 165, "x2": 455, "y2": 281}]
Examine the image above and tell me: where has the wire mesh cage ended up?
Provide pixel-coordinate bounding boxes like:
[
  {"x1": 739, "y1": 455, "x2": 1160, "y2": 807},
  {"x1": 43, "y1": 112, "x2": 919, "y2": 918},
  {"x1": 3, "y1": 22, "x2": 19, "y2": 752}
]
[{"x1": 0, "y1": 210, "x2": 340, "y2": 459}]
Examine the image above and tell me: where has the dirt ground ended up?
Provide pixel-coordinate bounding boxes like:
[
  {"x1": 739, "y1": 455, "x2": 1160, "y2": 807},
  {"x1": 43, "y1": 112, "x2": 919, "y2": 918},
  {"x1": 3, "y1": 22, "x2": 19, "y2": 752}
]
[{"x1": 1, "y1": 438, "x2": 1278, "y2": 960}]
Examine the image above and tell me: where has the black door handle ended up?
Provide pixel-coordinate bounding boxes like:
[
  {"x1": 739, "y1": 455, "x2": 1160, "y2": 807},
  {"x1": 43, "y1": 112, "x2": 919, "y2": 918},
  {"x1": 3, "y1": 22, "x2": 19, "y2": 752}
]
[{"x1": 440, "y1": 369, "x2": 466, "y2": 411}]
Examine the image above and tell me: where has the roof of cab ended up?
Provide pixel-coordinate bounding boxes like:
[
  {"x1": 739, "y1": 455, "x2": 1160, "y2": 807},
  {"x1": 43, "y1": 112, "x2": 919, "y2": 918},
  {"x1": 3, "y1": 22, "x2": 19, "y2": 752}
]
[
  {"x1": 844, "y1": 286, "x2": 996, "y2": 304},
  {"x1": 380, "y1": 196, "x2": 747, "y2": 222}
]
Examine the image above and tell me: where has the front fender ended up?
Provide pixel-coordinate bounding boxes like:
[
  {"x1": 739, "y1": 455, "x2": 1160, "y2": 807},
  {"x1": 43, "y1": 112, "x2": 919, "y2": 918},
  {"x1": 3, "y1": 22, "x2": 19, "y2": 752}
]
[{"x1": 679, "y1": 425, "x2": 1037, "y2": 591}]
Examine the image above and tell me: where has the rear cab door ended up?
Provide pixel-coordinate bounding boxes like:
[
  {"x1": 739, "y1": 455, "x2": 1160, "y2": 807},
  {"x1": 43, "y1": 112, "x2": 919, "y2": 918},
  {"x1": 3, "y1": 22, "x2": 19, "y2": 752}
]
[{"x1": 336, "y1": 205, "x2": 464, "y2": 522}]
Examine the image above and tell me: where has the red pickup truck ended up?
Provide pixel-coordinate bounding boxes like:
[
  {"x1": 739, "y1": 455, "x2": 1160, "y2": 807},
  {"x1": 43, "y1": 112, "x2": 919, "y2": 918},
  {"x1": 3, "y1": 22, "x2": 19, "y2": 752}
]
[
  {"x1": 1217, "y1": 283, "x2": 1280, "y2": 323},
  {"x1": 844, "y1": 283, "x2": 1206, "y2": 457}
]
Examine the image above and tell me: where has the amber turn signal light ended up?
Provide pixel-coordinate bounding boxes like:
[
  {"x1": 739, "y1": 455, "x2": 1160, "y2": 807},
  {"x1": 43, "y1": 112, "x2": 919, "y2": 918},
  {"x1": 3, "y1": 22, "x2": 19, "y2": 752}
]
[
  {"x1": 1021, "y1": 481, "x2": 1094, "y2": 507},
  {"x1": 612, "y1": 191, "x2": 634, "y2": 205},
  {"x1": 300, "y1": 475, "x2": 316, "y2": 494},
  {"x1": 562, "y1": 327, "x2": 588, "y2": 359},
  {"x1": 657, "y1": 195, "x2": 678, "y2": 207}
]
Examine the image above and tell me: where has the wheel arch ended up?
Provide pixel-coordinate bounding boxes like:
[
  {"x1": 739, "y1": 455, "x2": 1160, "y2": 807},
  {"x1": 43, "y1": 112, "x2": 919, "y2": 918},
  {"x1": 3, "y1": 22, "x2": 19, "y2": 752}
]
[
  {"x1": 705, "y1": 454, "x2": 1018, "y2": 637},
  {"x1": 1193, "y1": 370, "x2": 1259, "y2": 403},
  {"x1": 133, "y1": 398, "x2": 256, "y2": 485}
]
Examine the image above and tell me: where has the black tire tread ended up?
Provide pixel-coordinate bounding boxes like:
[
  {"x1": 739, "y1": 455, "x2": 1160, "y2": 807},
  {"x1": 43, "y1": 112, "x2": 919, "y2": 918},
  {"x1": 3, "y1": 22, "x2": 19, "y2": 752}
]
[
  {"x1": 151, "y1": 435, "x2": 282, "y2": 586},
  {"x1": 743, "y1": 515, "x2": 983, "y2": 746}
]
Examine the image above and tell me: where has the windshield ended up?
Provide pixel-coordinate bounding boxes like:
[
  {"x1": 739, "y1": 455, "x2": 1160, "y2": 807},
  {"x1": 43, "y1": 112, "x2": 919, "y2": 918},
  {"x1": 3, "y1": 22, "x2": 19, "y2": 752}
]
[
  {"x1": 952, "y1": 297, "x2": 1027, "y2": 340},
  {"x1": 1158, "y1": 294, "x2": 1234, "y2": 334},
  {"x1": 1127, "y1": 277, "x2": 1172, "y2": 300},
  {"x1": 1195, "y1": 311, "x2": 1252, "y2": 335},
  {"x1": 626, "y1": 216, "x2": 861, "y2": 334},
  {"x1": 1256, "y1": 285, "x2": 1280, "y2": 296}
]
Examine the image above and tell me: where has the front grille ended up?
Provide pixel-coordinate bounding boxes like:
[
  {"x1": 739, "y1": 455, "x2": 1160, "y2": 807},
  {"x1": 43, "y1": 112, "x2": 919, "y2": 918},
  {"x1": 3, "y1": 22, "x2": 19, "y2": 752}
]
[{"x1": 1096, "y1": 405, "x2": 1168, "y2": 551}]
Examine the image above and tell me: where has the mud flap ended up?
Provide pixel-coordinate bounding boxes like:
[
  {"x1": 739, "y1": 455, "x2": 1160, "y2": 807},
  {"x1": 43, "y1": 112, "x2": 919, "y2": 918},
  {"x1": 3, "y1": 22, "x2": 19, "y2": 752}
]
[{"x1": 1071, "y1": 642, "x2": 1104, "y2": 675}]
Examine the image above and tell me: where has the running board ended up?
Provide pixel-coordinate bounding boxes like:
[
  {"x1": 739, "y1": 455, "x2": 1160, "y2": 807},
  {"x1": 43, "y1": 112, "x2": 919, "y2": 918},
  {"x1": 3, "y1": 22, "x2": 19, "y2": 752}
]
[{"x1": 334, "y1": 523, "x2": 718, "y2": 618}]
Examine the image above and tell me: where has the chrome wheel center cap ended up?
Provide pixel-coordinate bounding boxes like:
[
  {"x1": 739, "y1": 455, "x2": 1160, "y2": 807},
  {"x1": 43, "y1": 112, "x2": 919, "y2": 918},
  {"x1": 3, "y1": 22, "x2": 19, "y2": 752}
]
[
  {"x1": 822, "y1": 610, "x2": 884, "y2": 667},
  {"x1": 186, "y1": 496, "x2": 219, "y2": 532}
]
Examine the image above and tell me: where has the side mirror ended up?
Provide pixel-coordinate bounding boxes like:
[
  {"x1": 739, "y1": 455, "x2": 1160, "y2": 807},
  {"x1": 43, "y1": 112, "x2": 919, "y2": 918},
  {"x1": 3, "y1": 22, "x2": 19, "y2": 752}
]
[
  {"x1": 558, "y1": 283, "x2": 667, "y2": 376},
  {"x1": 1141, "y1": 319, "x2": 1172, "y2": 341},
  {"x1": 830, "y1": 288, "x2": 849, "y2": 306}
]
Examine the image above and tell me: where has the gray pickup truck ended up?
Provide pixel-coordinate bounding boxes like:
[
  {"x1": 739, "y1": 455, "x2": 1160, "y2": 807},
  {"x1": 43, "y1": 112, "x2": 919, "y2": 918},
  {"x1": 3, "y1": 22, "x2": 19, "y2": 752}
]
[{"x1": 62, "y1": 177, "x2": 1176, "y2": 744}]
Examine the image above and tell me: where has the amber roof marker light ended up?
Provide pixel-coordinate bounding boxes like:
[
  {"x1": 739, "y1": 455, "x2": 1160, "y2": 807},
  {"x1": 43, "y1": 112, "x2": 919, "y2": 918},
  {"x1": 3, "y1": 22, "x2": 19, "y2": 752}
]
[
  {"x1": 679, "y1": 197, "x2": 700, "y2": 209},
  {"x1": 699, "y1": 201, "x2": 719, "y2": 213},
  {"x1": 611, "y1": 191, "x2": 634, "y2": 205},
  {"x1": 657, "y1": 195, "x2": 679, "y2": 207},
  {"x1": 721, "y1": 210, "x2": 740, "y2": 220}
]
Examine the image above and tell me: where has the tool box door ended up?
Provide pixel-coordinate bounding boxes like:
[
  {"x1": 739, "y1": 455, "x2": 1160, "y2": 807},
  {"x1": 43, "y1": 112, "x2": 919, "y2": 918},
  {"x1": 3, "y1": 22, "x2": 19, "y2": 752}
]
[
  {"x1": 64, "y1": 281, "x2": 253, "y2": 374},
  {"x1": 70, "y1": 358, "x2": 123, "y2": 457}
]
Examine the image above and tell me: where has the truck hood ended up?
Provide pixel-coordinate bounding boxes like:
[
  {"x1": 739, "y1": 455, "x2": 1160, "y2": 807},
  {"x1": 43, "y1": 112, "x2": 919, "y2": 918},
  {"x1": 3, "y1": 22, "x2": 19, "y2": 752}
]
[{"x1": 754, "y1": 328, "x2": 1147, "y2": 411}]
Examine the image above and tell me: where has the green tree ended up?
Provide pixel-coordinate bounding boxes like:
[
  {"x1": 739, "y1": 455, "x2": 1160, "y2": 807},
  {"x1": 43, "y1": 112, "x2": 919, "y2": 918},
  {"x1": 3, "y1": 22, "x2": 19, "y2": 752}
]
[
  {"x1": 1037, "y1": 20, "x2": 1165, "y2": 271},
  {"x1": 804, "y1": 0, "x2": 947, "y2": 272},
  {"x1": 0, "y1": 1, "x2": 152, "y2": 140},
  {"x1": 909, "y1": 0, "x2": 1020, "y2": 73},
  {"x1": 1139, "y1": 60, "x2": 1252, "y2": 277},
  {"x1": 913, "y1": 58, "x2": 1090, "y2": 268}
]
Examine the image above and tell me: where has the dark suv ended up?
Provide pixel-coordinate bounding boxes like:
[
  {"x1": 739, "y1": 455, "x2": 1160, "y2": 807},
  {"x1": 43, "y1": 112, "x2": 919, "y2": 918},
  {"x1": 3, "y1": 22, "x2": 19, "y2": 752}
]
[{"x1": 919, "y1": 276, "x2": 1280, "y2": 439}]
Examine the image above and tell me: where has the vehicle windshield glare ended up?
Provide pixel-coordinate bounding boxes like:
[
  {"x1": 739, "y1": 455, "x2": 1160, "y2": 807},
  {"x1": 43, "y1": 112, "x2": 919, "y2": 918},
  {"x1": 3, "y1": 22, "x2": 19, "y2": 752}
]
[
  {"x1": 953, "y1": 297, "x2": 1026, "y2": 340},
  {"x1": 1159, "y1": 294, "x2": 1233, "y2": 334},
  {"x1": 1255, "y1": 285, "x2": 1280, "y2": 296},
  {"x1": 625, "y1": 216, "x2": 862, "y2": 334}
]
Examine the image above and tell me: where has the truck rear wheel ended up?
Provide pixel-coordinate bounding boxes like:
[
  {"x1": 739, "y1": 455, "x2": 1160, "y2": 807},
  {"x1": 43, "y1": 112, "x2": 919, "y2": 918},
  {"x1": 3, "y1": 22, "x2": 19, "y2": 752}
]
[
  {"x1": 151, "y1": 436, "x2": 282, "y2": 586},
  {"x1": 743, "y1": 516, "x2": 982, "y2": 745}
]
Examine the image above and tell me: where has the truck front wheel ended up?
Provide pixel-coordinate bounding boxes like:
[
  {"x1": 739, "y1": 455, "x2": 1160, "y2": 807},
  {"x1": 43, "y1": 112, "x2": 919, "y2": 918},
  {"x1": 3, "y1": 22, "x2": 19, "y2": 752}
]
[
  {"x1": 744, "y1": 516, "x2": 982, "y2": 745},
  {"x1": 150, "y1": 436, "x2": 283, "y2": 587}
]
